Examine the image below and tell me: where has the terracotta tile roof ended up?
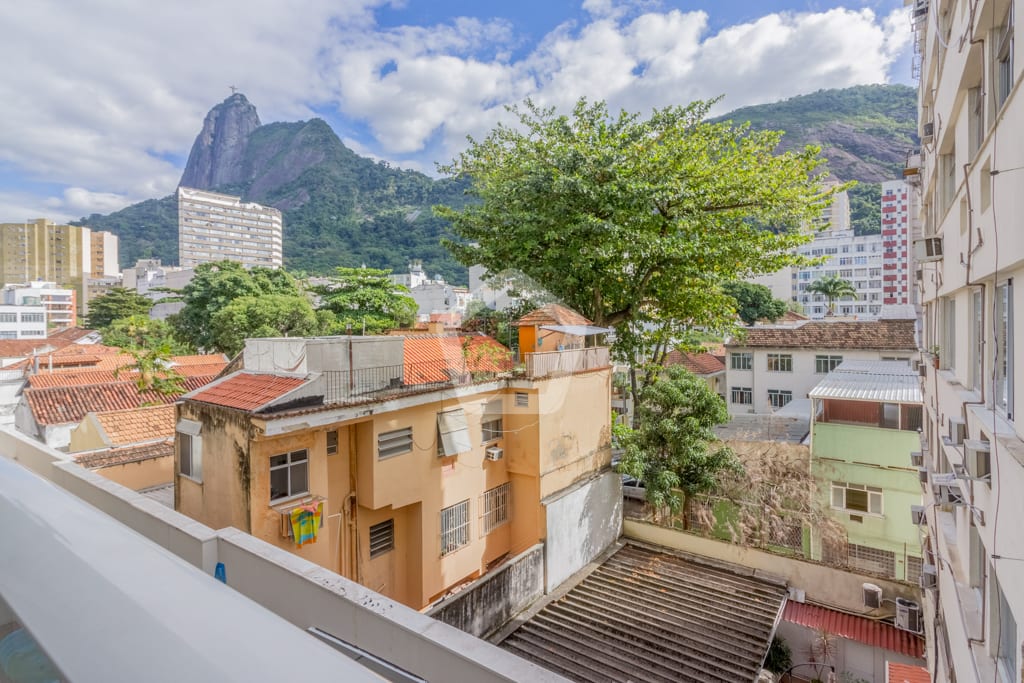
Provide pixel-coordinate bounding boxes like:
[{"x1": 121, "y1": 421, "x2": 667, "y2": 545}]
[
  {"x1": 90, "y1": 404, "x2": 176, "y2": 446},
  {"x1": 732, "y1": 320, "x2": 917, "y2": 350},
  {"x1": 887, "y1": 661, "x2": 930, "y2": 683},
  {"x1": 777, "y1": 310, "x2": 809, "y2": 322},
  {"x1": 25, "y1": 376, "x2": 216, "y2": 426},
  {"x1": 0, "y1": 341, "x2": 61, "y2": 359},
  {"x1": 403, "y1": 335, "x2": 511, "y2": 384},
  {"x1": 664, "y1": 349, "x2": 726, "y2": 375},
  {"x1": 169, "y1": 354, "x2": 229, "y2": 366},
  {"x1": 73, "y1": 439, "x2": 174, "y2": 469},
  {"x1": 783, "y1": 602, "x2": 924, "y2": 659},
  {"x1": 28, "y1": 361, "x2": 227, "y2": 388},
  {"x1": 52, "y1": 343, "x2": 122, "y2": 356},
  {"x1": 515, "y1": 303, "x2": 593, "y2": 327},
  {"x1": 47, "y1": 327, "x2": 98, "y2": 343},
  {"x1": 189, "y1": 373, "x2": 307, "y2": 411}
]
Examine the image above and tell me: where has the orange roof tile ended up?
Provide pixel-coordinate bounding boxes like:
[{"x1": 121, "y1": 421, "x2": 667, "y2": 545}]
[
  {"x1": 47, "y1": 327, "x2": 98, "y2": 343},
  {"x1": 52, "y1": 343, "x2": 122, "y2": 356},
  {"x1": 25, "y1": 376, "x2": 216, "y2": 425},
  {"x1": 189, "y1": 373, "x2": 307, "y2": 411},
  {"x1": 783, "y1": 602, "x2": 924, "y2": 659},
  {"x1": 90, "y1": 404, "x2": 176, "y2": 446},
  {"x1": 0, "y1": 341, "x2": 62, "y2": 359},
  {"x1": 887, "y1": 661, "x2": 930, "y2": 683},
  {"x1": 403, "y1": 335, "x2": 511, "y2": 384},
  {"x1": 170, "y1": 354, "x2": 229, "y2": 366},
  {"x1": 515, "y1": 303, "x2": 593, "y2": 327},
  {"x1": 73, "y1": 439, "x2": 174, "y2": 469},
  {"x1": 664, "y1": 350, "x2": 726, "y2": 375}
]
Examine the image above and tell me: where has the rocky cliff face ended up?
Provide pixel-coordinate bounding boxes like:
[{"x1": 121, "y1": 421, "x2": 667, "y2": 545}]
[{"x1": 179, "y1": 93, "x2": 261, "y2": 190}]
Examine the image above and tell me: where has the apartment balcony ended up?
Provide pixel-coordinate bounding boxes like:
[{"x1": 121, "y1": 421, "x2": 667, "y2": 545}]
[{"x1": 521, "y1": 346, "x2": 610, "y2": 379}]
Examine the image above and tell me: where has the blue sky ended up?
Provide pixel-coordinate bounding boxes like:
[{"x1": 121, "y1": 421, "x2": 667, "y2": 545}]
[{"x1": 0, "y1": 0, "x2": 912, "y2": 222}]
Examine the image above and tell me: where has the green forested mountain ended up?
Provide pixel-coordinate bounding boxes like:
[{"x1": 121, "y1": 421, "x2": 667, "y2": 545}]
[{"x1": 77, "y1": 85, "x2": 916, "y2": 276}]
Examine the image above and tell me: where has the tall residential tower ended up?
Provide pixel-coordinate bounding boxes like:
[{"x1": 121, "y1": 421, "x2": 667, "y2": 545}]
[{"x1": 177, "y1": 187, "x2": 283, "y2": 269}]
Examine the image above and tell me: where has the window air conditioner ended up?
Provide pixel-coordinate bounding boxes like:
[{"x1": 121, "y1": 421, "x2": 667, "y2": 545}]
[
  {"x1": 910, "y1": 451, "x2": 924, "y2": 468},
  {"x1": 862, "y1": 583, "x2": 883, "y2": 609},
  {"x1": 918, "y1": 467, "x2": 929, "y2": 484},
  {"x1": 935, "y1": 482, "x2": 966, "y2": 507},
  {"x1": 919, "y1": 364, "x2": 928, "y2": 378},
  {"x1": 964, "y1": 439, "x2": 991, "y2": 479},
  {"x1": 911, "y1": 505, "x2": 926, "y2": 525},
  {"x1": 485, "y1": 446, "x2": 504, "y2": 461},
  {"x1": 913, "y1": 237, "x2": 944, "y2": 262},
  {"x1": 919, "y1": 564, "x2": 938, "y2": 590},
  {"x1": 947, "y1": 418, "x2": 966, "y2": 445},
  {"x1": 921, "y1": 121, "x2": 934, "y2": 141},
  {"x1": 915, "y1": 268, "x2": 924, "y2": 282},
  {"x1": 896, "y1": 598, "x2": 923, "y2": 633}
]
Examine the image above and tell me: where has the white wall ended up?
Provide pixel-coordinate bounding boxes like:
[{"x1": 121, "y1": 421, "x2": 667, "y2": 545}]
[{"x1": 543, "y1": 471, "x2": 622, "y2": 591}]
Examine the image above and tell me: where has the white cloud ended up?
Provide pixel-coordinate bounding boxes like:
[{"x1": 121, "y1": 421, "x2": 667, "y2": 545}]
[{"x1": 0, "y1": 0, "x2": 913, "y2": 218}]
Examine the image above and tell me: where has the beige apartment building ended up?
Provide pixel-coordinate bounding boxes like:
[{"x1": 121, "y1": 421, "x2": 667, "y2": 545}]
[
  {"x1": 177, "y1": 187, "x2": 283, "y2": 268},
  {"x1": 908, "y1": 0, "x2": 1024, "y2": 679},
  {"x1": 175, "y1": 305, "x2": 615, "y2": 609}
]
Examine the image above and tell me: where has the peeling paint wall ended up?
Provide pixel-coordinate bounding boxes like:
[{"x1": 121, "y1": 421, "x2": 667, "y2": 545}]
[{"x1": 543, "y1": 471, "x2": 622, "y2": 591}]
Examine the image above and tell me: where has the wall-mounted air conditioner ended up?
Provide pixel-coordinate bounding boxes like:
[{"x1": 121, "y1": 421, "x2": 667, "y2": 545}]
[
  {"x1": 935, "y1": 482, "x2": 966, "y2": 506},
  {"x1": 918, "y1": 467, "x2": 929, "y2": 484},
  {"x1": 964, "y1": 439, "x2": 991, "y2": 479},
  {"x1": 896, "y1": 598, "x2": 923, "y2": 633},
  {"x1": 913, "y1": 237, "x2": 944, "y2": 262},
  {"x1": 947, "y1": 418, "x2": 966, "y2": 445},
  {"x1": 915, "y1": 268, "x2": 924, "y2": 282},
  {"x1": 921, "y1": 121, "x2": 934, "y2": 141},
  {"x1": 911, "y1": 505, "x2": 926, "y2": 525},
  {"x1": 485, "y1": 446, "x2": 504, "y2": 461},
  {"x1": 920, "y1": 564, "x2": 938, "y2": 590},
  {"x1": 910, "y1": 451, "x2": 924, "y2": 467},
  {"x1": 919, "y1": 364, "x2": 928, "y2": 378},
  {"x1": 862, "y1": 583, "x2": 883, "y2": 609}
]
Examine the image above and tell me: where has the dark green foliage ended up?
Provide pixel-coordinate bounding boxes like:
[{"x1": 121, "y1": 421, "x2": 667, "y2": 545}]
[
  {"x1": 310, "y1": 267, "x2": 418, "y2": 335},
  {"x1": 210, "y1": 294, "x2": 324, "y2": 356},
  {"x1": 849, "y1": 182, "x2": 882, "y2": 235},
  {"x1": 722, "y1": 281, "x2": 787, "y2": 325},
  {"x1": 74, "y1": 196, "x2": 179, "y2": 267},
  {"x1": 806, "y1": 275, "x2": 858, "y2": 315},
  {"x1": 765, "y1": 636, "x2": 793, "y2": 674},
  {"x1": 84, "y1": 288, "x2": 154, "y2": 329},
  {"x1": 101, "y1": 315, "x2": 193, "y2": 355}
]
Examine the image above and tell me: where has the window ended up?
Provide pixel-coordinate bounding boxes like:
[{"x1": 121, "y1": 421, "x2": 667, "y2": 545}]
[
  {"x1": 995, "y1": 281, "x2": 1013, "y2": 418},
  {"x1": 848, "y1": 543, "x2": 896, "y2": 578},
  {"x1": 378, "y1": 427, "x2": 413, "y2": 460},
  {"x1": 994, "y1": 570, "x2": 1018, "y2": 681},
  {"x1": 326, "y1": 429, "x2": 338, "y2": 455},
  {"x1": 270, "y1": 449, "x2": 308, "y2": 502},
  {"x1": 767, "y1": 389, "x2": 793, "y2": 408},
  {"x1": 440, "y1": 500, "x2": 470, "y2": 556},
  {"x1": 731, "y1": 387, "x2": 752, "y2": 404},
  {"x1": 481, "y1": 482, "x2": 510, "y2": 534},
  {"x1": 481, "y1": 401, "x2": 503, "y2": 442},
  {"x1": 995, "y1": 7, "x2": 1014, "y2": 111},
  {"x1": 177, "y1": 419, "x2": 202, "y2": 481},
  {"x1": 906, "y1": 555, "x2": 924, "y2": 584},
  {"x1": 940, "y1": 150, "x2": 957, "y2": 213},
  {"x1": 766, "y1": 353, "x2": 792, "y2": 372},
  {"x1": 730, "y1": 352, "x2": 752, "y2": 370},
  {"x1": 0, "y1": 313, "x2": 15, "y2": 323},
  {"x1": 971, "y1": 289, "x2": 984, "y2": 391},
  {"x1": 943, "y1": 297, "x2": 956, "y2": 371},
  {"x1": 968, "y1": 86, "x2": 985, "y2": 158},
  {"x1": 515, "y1": 392, "x2": 529, "y2": 407},
  {"x1": 20, "y1": 313, "x2": 43, "y2": 323},
  {"x1": 369, "y1": 519, "x2": 394, "y2": 559},
  {"x1": 437, "y1": 409, "x2": 471, "y2": 456},
  {"x1": 815, "y1": 355, "x2": 844, "y2": 373},
  {"x1": 831, "y1": 481, "x2": 883, "y2": 515}
]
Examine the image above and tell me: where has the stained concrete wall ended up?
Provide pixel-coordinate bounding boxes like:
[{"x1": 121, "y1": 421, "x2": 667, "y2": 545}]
[
  {"x1": 427, "y1": 543, "x2": 544, "y2": 638},
  {"x1": 544, "y1": 470, "x2": 622, "y2": 592}
]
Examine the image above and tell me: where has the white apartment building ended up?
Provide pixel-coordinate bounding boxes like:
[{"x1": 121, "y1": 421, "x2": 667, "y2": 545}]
[
  {"x1": 724, "y1": 319, "x2": 917, "y2": 415},
  {"x1": 2, "y1": 282, "x2": 75, "y2": 328},
  {"x1": 794, "y1": 229, "x2": 886, "y2": 318},
  {"x1": 909, "y1": 0, "x2": 1024, "y2": 680},
  {"x1": 0, "y1": 304, "x2": 47, "y2": 339},
  {"x1": 177, "y1": 187, "x2": 282, "y2": 269},
  {"x1": 121, "y1": 259, "x2": 194, "y2": 319}
]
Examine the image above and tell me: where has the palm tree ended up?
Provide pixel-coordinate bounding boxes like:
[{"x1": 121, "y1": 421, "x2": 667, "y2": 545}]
[{"x1": 807, "y1": 275, "x2": 857, "y2": 316}]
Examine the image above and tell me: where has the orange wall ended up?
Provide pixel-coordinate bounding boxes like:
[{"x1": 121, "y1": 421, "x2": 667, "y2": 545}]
[{"x1": 92, "y1": 455, "x2": 172, "y2": 491}]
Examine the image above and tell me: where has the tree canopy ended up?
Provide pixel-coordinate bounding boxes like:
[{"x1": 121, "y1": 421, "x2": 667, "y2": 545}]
[
  {"x1": 806, "y1": 275, "x2": 857, "y2": 315},
  {"x1": 101, "y1": 315, "x2": 193, "y2": 355},
  {"x1": 210, "y1": 294, "x2": 325, "y2": 356},
  {"x1": 311, "y1": 267, "x2": 417, "y2": 335},
  {"x1": 84, "y1": 288, "x2": 153, "y2": 329},
  {"x1": 722, "y1": 281, "x2": 788, "y2": 326},
  {"x1": 616, "y1": 366, "x2": 740, "y2": 515},
  {"x1": 437, "y1": 98, "x2": 840, "y2": 358}
]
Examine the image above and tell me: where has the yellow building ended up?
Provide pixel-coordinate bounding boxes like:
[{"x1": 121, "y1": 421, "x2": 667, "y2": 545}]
[{"x1": 175, "y1": 312, "x2": 614, "y2": 609}]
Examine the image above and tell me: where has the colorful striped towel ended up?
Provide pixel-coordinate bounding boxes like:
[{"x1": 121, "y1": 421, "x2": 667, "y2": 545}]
[{"x1": 290, "y1": 501, "x2": 323, "y2": 547}]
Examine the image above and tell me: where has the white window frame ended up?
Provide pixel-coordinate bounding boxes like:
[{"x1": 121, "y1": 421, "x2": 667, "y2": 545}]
[
  {"x1": 270, "y1": 449, "x2": 309, "y2": 502},
  {"x1": 176, "y1": 419, "x2": 202, "y2": 482},
  {"x1": 767, "y1": 389, "x2": 793, "y2": 408},
  {"x1": 830, "y1": 481, "x2": 883, "y2": 516},
  {"x1": 481, "y1": 482, "x2": 510, "y2": 535},
  {"x1": 440, "y1": 500, "x2": 470, "y2": 557},
  {"x1": 994, "y1": 280, "x2": 1014, "y2": 419},
  {"x1": 731, "y1": 387, "x2": 752, "y2": 405},
  {"x1": 766, "y1": 353, "x2": 793, "y2": 372},
  {"x1": 815, "y1": 355, "x2": 844, "y2": 374},
  {"x1": 481, "y1": 401, "x2": 503, "y2": 443},
  {"x1": 730, "y1": 352, "x2": 753, "y2": 370}
]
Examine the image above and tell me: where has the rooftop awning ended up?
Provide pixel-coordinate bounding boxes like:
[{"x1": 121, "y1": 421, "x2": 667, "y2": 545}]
[{"x1": 539, "y1": 324, "x2": 612, "y2": 336}]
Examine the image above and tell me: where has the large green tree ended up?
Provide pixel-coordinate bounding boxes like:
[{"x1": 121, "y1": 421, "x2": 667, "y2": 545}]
[
  {"x1": 170, "y1": 261, "x2": 303, "y2": 351},
  {"x1": 722, "y1": 281, "x2": 788, "y2": 326},
  {"x1": 84, "y1": 288, "x2": 153, "y2": 329},
  {"x1": 101, "y1": 315, "x2": 193, "y2": 355},
  {"x1": 437, "y1": 98, "x2": 840, "y2": 357},
  {"x1": 311, "y1": 267, "x2": 417, "y2": 335},
  {"x1": 210, "y1": 294, "x2": 326, "y2": 356},
  {"x1": 616, "y1": 366, "x2": 740, "y2": 518},
  {"x1": 806, "y1": 275, "x2": 857, "y2": 315}
]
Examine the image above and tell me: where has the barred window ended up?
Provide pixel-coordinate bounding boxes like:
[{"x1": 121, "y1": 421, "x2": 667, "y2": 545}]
[
  {"x1": 369, "y1": 519, "x2": 394, "y2": 559},
  {"x1": 378, "y1": 427, "x2": 413, "y2": 459},
  {"x1": 848, "y1": 543, "x2": 896, "y2": 578},
  {"x1": 815, "y1": 355, "x2": 844, "y2": 373},
  {"x1": 730, "y1": 353, "x2": 753, "y2": 370},
  {"x1": 481, "y1": 482, "x2": 510, "y2": 534},
  {"x1": 767, "y1": 353, "x2": 793, "y2": 372},
  {"x1": 767, "y1": 389, "x2": 793, "y2": 408},
  {"x1": 731, "y1": 387, "x2": 752, "y2": 405},
  {"x1": 440, "y1": 500, "x2": 470, "y2": 557},
  {"x1": 326, "y1": 429, "x2": 338, "y2": 455}
]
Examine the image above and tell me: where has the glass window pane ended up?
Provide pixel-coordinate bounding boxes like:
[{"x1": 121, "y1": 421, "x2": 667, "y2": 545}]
[
  {"x1": 831, "y1": 486, "x2": 843, "y2": 508},
  {"x1": 846, "y1": 489, "x2": 868, "y2": 512},
  {"x1": 291, "y1": 450, "x2": 308, "y2": 463},
  {"x1": 270, "y1": 468, "x2": 289, "y2": 500},
  {"x1": 291, "y1": 461, "x2": 308, "y2": 495},
  {"x1": 270, "y1": 454, "x2": 287, "y2": 468}
]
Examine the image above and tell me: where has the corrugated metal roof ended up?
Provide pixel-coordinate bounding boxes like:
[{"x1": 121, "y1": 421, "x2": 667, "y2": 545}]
[
  {"x1": 809, "y1": 360, "x2": 922, "y2": 404},
  {"x1": 783, "y1": 602, "x2": 925, "y2": 659},
  {"x1": 500, "y1": 544, "x2": 788, "y2": 682}
]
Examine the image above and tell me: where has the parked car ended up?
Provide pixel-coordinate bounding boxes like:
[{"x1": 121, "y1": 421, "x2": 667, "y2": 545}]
[{"x1": 620, "y1": 475, "x2": 646, "y2": 501}]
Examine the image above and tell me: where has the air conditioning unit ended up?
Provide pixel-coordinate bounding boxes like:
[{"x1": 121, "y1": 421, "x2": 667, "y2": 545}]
[
  {"x1": 918, "y1": 467, "x2": 929, "y2": 484},
  {"x1": 948, "y1": 418, "x2": 967, "y2": 445},
  {"x1": 788, "y1": 587, "x2": 806, "y2": 603},
  {"x1": 936, "y1": 482, "x2": 966, "y2": 506},
  {"x1": 913, "y1": 237, "x2": 944, "y2": 262},
  {"x1": 896, "y1": 598, "x2": 923, "y2": 633},
  {"x1": 915, "y1": 268, "x2": 924, "y2": 282},
  {"x1": 862, "y1": 583, "x2": 883, "y2": 609},
  {"x1": 921, "y1": 121, "x2": 935, "y2": 141},
  {"x1": 911, "y1": 451, "x2": 924, "y2": 467},
  {"x1": 919, "y1": 364, "x2": 928, "y2": 378},
  {"x1": 964, "y1": 439, "x2": 991, "y2": 479},
  {"x1": 485, "y1": 446, "x2": 504, "y2": 461},
  {"x1": 911, "y1": 505, "x2": 926, "y2": 525},
  {"x1": 920, "y1": 564, "x2": 938, "y2": 590}
]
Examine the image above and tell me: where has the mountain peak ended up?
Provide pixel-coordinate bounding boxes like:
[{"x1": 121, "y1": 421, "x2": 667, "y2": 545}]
[{"x1": 179, "y1": 93, "x2": 262, "y2": 190}]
